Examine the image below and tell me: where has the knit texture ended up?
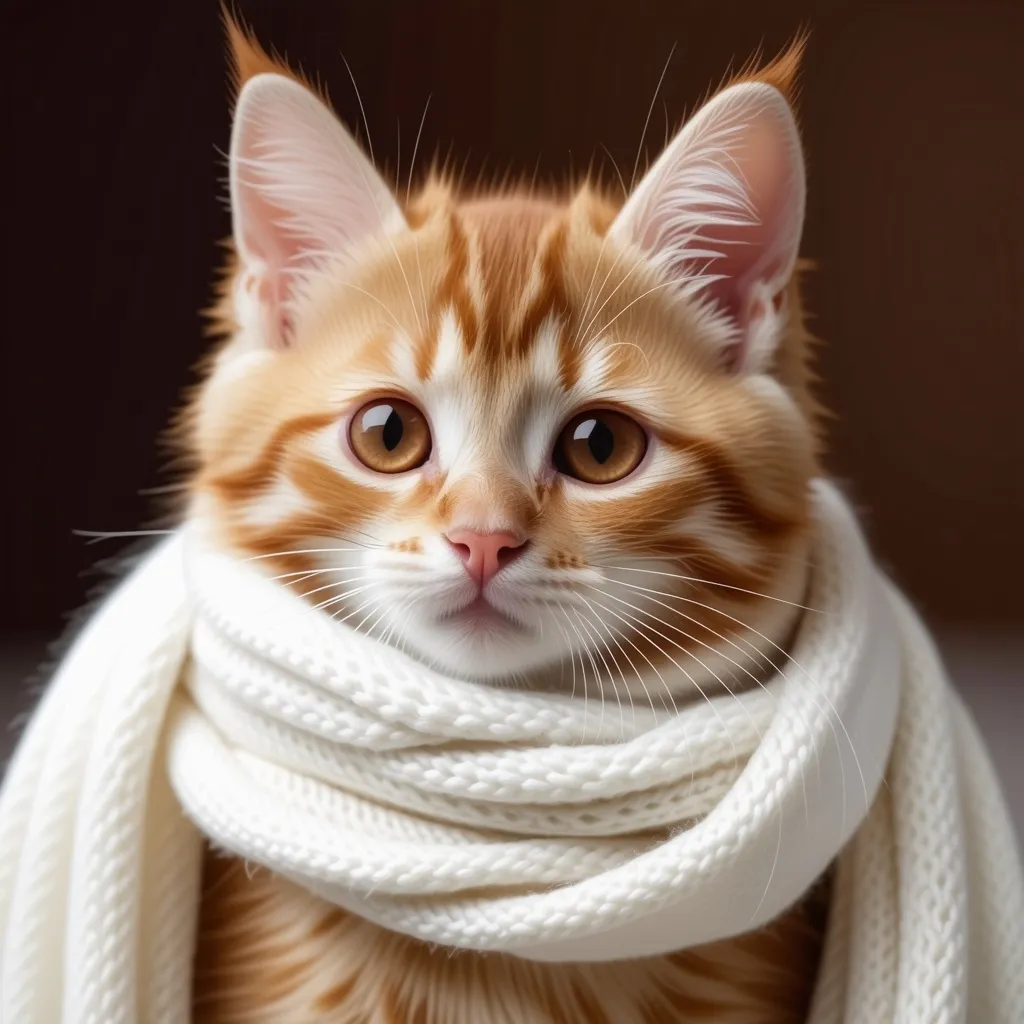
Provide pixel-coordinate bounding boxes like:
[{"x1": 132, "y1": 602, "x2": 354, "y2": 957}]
[{"x1": 1, "y1": 481, "x2": 1021, "y2": 1022}]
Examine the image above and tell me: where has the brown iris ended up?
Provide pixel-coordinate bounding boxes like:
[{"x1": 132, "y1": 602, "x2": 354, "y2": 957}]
[
  {"x1": 554, "y1": 410, "x2": 647, "y2": 484},
  {"x1": 348, "y1": 398, "x2": 431, "y2": 473}
]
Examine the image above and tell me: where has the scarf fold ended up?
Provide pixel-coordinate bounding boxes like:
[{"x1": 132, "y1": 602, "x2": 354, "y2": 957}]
[{"x1": 1, "y1": 480, "x2": 1022, "y2": 1022}]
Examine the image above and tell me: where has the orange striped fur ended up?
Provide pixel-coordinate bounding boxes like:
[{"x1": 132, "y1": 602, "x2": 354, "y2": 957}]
[
  {"x1": 194, "y1": 849, "x2": 829, "y2": 1024},
  {"x1": 185, "y1": 17, "x2": 826, "y2": 1022}
]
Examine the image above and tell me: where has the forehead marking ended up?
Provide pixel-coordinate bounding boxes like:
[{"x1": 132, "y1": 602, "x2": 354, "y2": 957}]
[
  {"x1": 390, "y1": 331, "x2": 419, "y2": 383},
  {"x1": 530, "y1": 316, "x2": 563, "y2": 389},
  {"x1": 449, "y1": 200, "x2": 569, "y2": 365},
  {"x1": 435, "y1": 212, "x2": 478, "y2": 357},
  {"x1": 430, "y1": 308, "x2": 464, "y2": 383},
  {"x1": 514, "y1": 219, "x2": 569, "y2": 359},
  {"x1": 575, "y1": 342, "x2": 611, "y2": 395}
]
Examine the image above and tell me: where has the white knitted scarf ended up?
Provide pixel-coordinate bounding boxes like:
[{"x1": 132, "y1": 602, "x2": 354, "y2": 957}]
[{"x1": 1, "y1": 481, "x2": 1022, "y2": 1023}]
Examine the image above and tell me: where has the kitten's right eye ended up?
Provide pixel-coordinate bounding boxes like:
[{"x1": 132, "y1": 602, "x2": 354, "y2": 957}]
[{"x1": 348, "y1": 398, "x2": 432, "y2": 473}]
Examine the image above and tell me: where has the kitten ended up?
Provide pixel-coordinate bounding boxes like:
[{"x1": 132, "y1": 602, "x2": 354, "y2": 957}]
[{"x1": 186, "y1": 19, "x2": 825, "y2": 1023}]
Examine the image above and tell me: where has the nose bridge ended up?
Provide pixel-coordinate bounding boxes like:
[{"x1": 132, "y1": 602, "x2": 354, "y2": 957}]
[
  {"x1": 433, "y1": 376, "x2": 538, "y2": 534},
  {"x1": 439, "y1": 462, "x2": 535, "y2": 535}
]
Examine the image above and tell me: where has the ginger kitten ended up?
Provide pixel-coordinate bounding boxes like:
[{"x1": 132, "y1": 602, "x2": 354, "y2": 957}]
[{"x1": 187, "y1": 20, "x2": 826, "y2": 1023}]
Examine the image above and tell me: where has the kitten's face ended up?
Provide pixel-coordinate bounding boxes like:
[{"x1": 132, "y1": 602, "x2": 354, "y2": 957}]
[{"x1": 189, "y1": 51, "x2": 817, "y2": 691}]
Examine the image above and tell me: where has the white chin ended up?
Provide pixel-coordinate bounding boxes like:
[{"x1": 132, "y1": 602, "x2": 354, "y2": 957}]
[{"x1": 391, "y1": 611, "x2": 564, "y2": 682}]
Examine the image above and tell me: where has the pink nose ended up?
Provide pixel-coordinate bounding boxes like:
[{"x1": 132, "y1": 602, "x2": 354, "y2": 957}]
[{"x1": 445, "y1": 529, "x2": 528, "y2": 587}]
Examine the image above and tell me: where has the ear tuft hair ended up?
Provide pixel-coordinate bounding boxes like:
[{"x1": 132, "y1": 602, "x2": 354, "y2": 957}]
[
  {"x1": 721, "y1": 32, "x2": 808, "y2": 107},
  {"x1": 221, "y1": 5, "x2": 325, "y2": 106}
]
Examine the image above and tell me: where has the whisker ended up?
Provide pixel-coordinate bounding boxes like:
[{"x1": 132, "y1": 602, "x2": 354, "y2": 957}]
[
  {"x1": 295, "y1": 571, "x2": 376, "y2": 604},
  {"x1": 407, "y1": 94, "x2": 432, "y2": 205},
  {"x1": 548, "y1": 605, "x2": 579, "y2": 700},
  {"x1": 138, "y1": 482, "x2": 188, "y2": 497},
  {"x1": 331, "y1": 590, "x2": 384, "y2": 627},
  {"x1": 561, "y1": 607, "x2": 602, "y2": 738},
  {"x1": 242, "y1": 547, "x2": 375, "y2": 563},
  {"x1": 340, "y1": 54, "x2": 376, "y2": 166},
  {"x1": 578, "y1": 598, "x2": 680, "y2": 717},
  {"x1": 569, "y1": 189, "x2": 657, "y2": 352},
  {"x1": 386, "y1": 591, "x2": 417, "y2": 661},
  {"x1": 406, "y1": 95, "x2": 433, "y2": 330},
  {"x1": 609, "y1": 580, "x2": 825, "y2": 732},
  {"x1": 340, "y1": 56, "x2": 425, "y2": 339},
  {"x1": 570, "y1": 51, "x2": 682, "y2": 356},
  {"x1": 630, "y1": 43, "x2": 677, "y2": 192},
  {"x1": 580, "y1": 595, "x2": 661, "y2": 730},
  {"x1": 310, "y1": 581, "x2": 377, "y2": 614},
  {"x1": 572, "y1": 255, "x2": 651, "y2": 351},
  {"x1": 575, "y1": 277, "x2": 679, "y2": 354},
  {"x1": 583, "y1": 592, "x2": 741, "y2": 767},
  {"x1": 571, "y1": 227, "x2": 614, "y2": 351},
  {"x1": 611, "y1": 548, "x2": 819, "y2": 574},
  {"x1": 355, "y1": 592, "x2": 393, "y2": 638},
  {"x1": 554, "y1": 604, "x2": 588, "y2": 717},
  {"x1": 73, "y1": 528, "x2": 175, "y2": 544},
  {"x1": 395, "y1": 115, "x2": 401, "y2": 208},
  {"x1": 264, "y1": 565, "x2": 364, "y2": 583},
  {"x1": 589, "y1": 587, "x2": 784, "y2": 771},
  {"x1": 570, "y1": 607, "x2": 618, "y2": 741},
  {"x1": 597, "y1": 593, "x2": 753, "y2": 718},
  {"x1": 752, "y1": 795, "x2": 786, "y2": 924},
  {"x1": 590, "y1": 604, "x2": 649, "y2": 737},
  {"x1": 337, "y1": 281, "x2": 407, "y2": 333},
  {"x1": 595, "y1": 577, "x2": 818, "y2": 826},
  {"x1": 380, "y1": 591, "x2": 415, "y2": 650},
  {"x1": 599, "y1": 142, "x2": 628, "y2": 200},
  {"x1": 596, "y1": 563, "x2": 826, "y2": 613},
  {"x1": 590, "y1": 582, "x2": 770, "y2": 703},
  {"x1": 291, "y1": 253, "x2": 410, "y2": 339},
  {"x1": 619, "y1": 580, "x2": 866, "y2": 824}
]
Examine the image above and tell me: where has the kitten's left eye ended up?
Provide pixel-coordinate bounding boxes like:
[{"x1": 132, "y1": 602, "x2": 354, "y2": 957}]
[
  {"x1": 348, "y1": 398, "x2": 432, "y2": 473},
  {"x1": 554, "y1": 410, "x2": 647, "y2": 484}
]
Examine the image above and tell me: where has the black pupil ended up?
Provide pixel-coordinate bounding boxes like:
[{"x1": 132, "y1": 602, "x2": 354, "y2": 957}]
[
  {"x1": 580, "y1": 418, "x2": 614, "y2": 464},
  {"x1": 381, "y1": 408, "x2": 404, "y2": 451}
]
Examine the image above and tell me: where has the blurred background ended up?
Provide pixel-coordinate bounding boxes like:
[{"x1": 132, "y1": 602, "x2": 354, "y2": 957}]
[{"x1": 2, "y1": 2, "x2": 1021, "y2": 831}]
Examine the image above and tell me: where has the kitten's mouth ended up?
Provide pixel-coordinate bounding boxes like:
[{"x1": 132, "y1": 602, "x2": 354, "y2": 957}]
[{"x1": 441, "y1": 596, "x2": 523, "y2": 631}]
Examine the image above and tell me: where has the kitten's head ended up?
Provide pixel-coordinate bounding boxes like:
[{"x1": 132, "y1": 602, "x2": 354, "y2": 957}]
[{"x1": 186, "y1": 26, "x2": 819, "y2": 693}]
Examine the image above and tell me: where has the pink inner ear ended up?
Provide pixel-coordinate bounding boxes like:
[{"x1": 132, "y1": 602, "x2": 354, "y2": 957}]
[
  {"x1": 691, "y1": 113, "x2": 801, "y2": 329},
  {"x1": 725, "y1": 282, "x2": 778, "y2": 373},
  {"x1": 240, "y1": 184, "x2": 305, "y2": 348},
  {"x1": 229, "y1": 74, "x2": 407, "y2": 351},
  {"x1": 254, "y1": 272, "x2": 293, "y2": 349},
  {"x1": 612, "y1": 82, "x2": 805, "y2": 373}
]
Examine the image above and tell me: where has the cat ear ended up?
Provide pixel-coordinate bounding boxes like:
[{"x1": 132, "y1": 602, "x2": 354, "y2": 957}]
[
  {"x1": 229, "y1": 73, "x2": 406, "y2": 349},
  {"x1": 610, "y1": 82, "x2": 805, "y2": 374}
]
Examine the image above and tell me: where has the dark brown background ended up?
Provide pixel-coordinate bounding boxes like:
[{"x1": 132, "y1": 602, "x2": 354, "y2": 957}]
[{"x1": 2, "y1": 2, "x2": 1021, "y2": 641}]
